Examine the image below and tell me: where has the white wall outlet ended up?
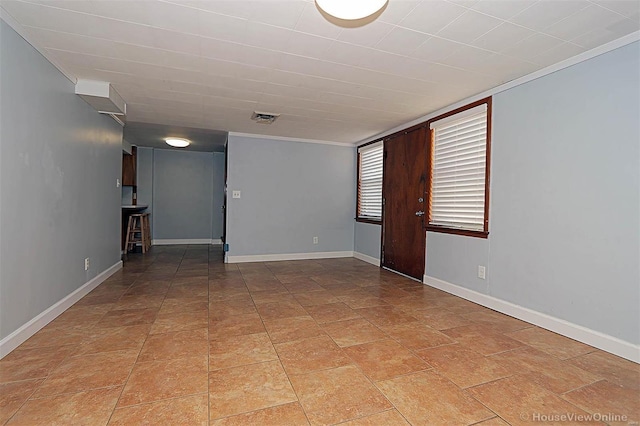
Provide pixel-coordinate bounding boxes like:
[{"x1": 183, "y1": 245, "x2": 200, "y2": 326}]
[
  {"x1": 232, "y1": 190, "x2": 241, "y2": 199},
  {"x1": 478, "y1": 265, "x2": 486, "y2": 280},
  {"x1": 116, "y1": 178, "x2": 120, "y2": 188},
  {"x1": 313, "y1": 236, "x2": 318, "y2": 244},
  {"x1": 84, "y1": 258, "x2": 90, "y2": 271}
]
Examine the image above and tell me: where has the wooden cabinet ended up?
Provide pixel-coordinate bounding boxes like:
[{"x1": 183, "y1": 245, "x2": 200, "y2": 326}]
[{"x1": 122, "y1": 146, "x2": 137, "y2": 186}]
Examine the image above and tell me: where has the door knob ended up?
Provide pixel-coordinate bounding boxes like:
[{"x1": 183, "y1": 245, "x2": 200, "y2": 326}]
[{"x1": 415, "y1": 211, "x2": 425, "y2": 216}]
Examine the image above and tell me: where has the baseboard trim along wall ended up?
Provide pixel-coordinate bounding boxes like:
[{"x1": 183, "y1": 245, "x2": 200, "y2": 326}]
[
  {"x1": 353, "y1": 252, "x2": 380, "y2": 266},
  {"x1": 152, "y1": 239, "x2": 222, "y2": 245},
  {"x1": 226, "y1": 251, "x2": 354, "y2": 263},
  {"x1": 0, "y1": 261, "x2": 123, "y2": 359},
  {"x1": 423, "y1": 275, "x2": 640, "y2": 363}
]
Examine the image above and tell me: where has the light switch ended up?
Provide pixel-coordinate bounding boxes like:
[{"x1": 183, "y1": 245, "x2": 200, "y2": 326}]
[{"x1": 232, "y1": 190, "x2": 241, "y2": 199}]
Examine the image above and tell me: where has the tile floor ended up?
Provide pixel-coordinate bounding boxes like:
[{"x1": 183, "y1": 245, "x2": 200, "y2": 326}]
[{"x1": 1, "y1": 245, "x2": 638, "y2": 425}]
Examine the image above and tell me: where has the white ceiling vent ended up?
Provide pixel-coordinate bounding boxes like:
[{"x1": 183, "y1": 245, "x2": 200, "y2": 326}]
[
  {"x1": 75, "y1": 79, "x2": 126, "y2": 126},
  {"x1": 251, "y1": 111, "x2": 280, "y2": 124}
]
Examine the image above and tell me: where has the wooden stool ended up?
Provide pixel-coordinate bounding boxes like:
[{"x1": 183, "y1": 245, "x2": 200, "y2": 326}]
[{"x1": 124, "y1": 213, "x2": 151, "y2": 254}]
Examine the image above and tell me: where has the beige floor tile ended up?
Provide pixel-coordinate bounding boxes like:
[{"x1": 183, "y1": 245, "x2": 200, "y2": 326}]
[
  {"x1": 292, "y1": 290, "x2": 340, "y2": 307},
  {"x1": 344, "y1": 339, "x2": 430, "y2": 381},
  {"x1": 44, "y1": 305, "x2": 109, "y2": 330},
  {"x1": 209, "y1": 295, "x2": 258, "y2": 319},
  {"x1": 339, "y1": 409, "x2": 410, "y2": 425},
  {"x1": 7, "y1": 387, "x2": 120, "y2": 426},
  {"x1": 18, "y1": 326, "x2": 90, "y2": 349},
  {"x1": 159, "y1": 298, "x2": 208, "y2": 315},
  {"x1": 209, "y1": 332, "x2": 278, "y2": 370},
  {"x1": 568, "y1": 350, "x2": 640, "y2": 390},
  {"x1": 409, "y1": 308, "x2": 471, "y2": 330},
  {"x1": 304, "y1": 302, "x2": 361, "y2": 324},
  {"x1": 210, "y1": 402, "x2": 309, "y2": 426},
  {"x1": 112, "y1": 293, "x2": 166, "y2": 310},
  {"x1": 418, "y1": 344, "x2": 512, "y2": 389},
  {"x1": 468, "y1": 375, "x2": 597, "y2": 426},
  {"x1": 0, "y1": 379, "x2": 43, "y2": 424},
  {"x1": 94, "y1": 308, "x2": 158, "y2": 328},
  {"x1": 109, "y1": 394, "x2": 208, "y2": 425},
  {"x1": 0, "y1": 345, "x2": 74, "y2": 382},
  {"x1": 209, "y1": 312, "x2": 266, "y2": 338},
  {"x1": 474, "y1": 417, "x2": 510, "y2": 425},
  {"x1": 377, "y1": 370, "x2": 494, "y2": 425},
  {"x1": 490, "y1": 347, "x2": 601, "y2": 394},
  {"x1": 274, "y1": 335, "x2": 351, "y2": 375},
  {"x1": 33, "y1": 350, "x2": 138, "y2": 397},
  {"x1": 263, "y1": 316, "x2": 326, "y2": 344},
  {"x1": 562, "y1": 380, "x2": 640, "y2": 425},
  {"x1": 118, "y1": 356, "x2": 208, "y2": 406},
  {"x1": 76, "y1": 324, "x2": 150, "y2": 355},
  {"x1": 322, "y1": 318, "x2": 387, "y2": 347},
  {"x1": 443, "y1": 325, "x2": 524, "y2": 355},
  {"x1": 150, "y1": 309, "x2": 208, "y2": 334},
  {"x1": 289, "y1": 365, "x2": 392, "y2": 425},
  {"x1": 381, "y1": 321, "x2": 455, "y2": 350},
  {"x1": 461, "y1": 311, "x2": 532, "y2": 333},
  {"x1": 338, "y1": 293, "x2": 388, "y2": 309},
  {"x1": 138, "y1": 328, "x2": 209, "y2": 362},
  {"x1": 209, "y1": 361, "x2": 297, "y2": 420},
  {"x1": 355, "y1": 305, "x2": 418, "y2": 327},
  {"x1": 505, "y1": 327, "x2": 595, "y2": 360},
  {"x1": 256, "y1": 300, "x2": 308, "y2": 320},
  {"x1": 281, "y1": 280, "x2": 325, "y2": 293}
]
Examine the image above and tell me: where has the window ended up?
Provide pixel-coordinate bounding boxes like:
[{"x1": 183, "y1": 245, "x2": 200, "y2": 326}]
[
  {"x1": 357, "y1": 141, "x2": 383, "y2": 222},
  {"x1": 428, "y1": 98, "x2": 491, "y2": 237}
]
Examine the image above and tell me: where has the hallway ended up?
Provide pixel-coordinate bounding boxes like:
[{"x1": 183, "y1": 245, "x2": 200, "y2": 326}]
[{"x1": 1, "y1": 245, "x2": 637, "y2": 425}]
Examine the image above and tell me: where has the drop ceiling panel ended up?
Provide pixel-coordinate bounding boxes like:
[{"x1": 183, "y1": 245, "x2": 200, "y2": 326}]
[{"x1": 2, "y1": 0, "x2": 637, "y2": 144}]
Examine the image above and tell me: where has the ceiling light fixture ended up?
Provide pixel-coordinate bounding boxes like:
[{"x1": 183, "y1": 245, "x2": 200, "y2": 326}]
[
  {"x1": 315, "y1": 0, "x2": 388, "y2": 20},
  {"x1": 165, "y1": 137, "x2": 190, "y2": 148}
]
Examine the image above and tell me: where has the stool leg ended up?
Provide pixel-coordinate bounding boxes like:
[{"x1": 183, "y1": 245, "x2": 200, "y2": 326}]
[
  {"x1": 124, "y1": 216, "x2": 134, "y2": 254},
  {"x1": 144, "y1": 215, "x2": 151, "y2": 251},
  {"x1": 140, "y1": 215, "x2": 147, "y2": 254}
]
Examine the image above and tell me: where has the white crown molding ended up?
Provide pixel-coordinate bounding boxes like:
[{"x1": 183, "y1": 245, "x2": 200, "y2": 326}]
[
  {"x1": 0, "y1": 12, "x2": 77, "y2": 84},
  {"x1": 0, "y1": 261, "x2": 122, "y2": 359},
  {"x1": 424, "y1": 275, "x2": 640, "y2": 363},
  {"x1": 360, "y1": 31, "x2": 640, "y2": 145},
  {"x1": 228, "y1": 132, "x2": 355, "y2": 148},
  {"x1": 226, "y1": 251, "x2": 354, "y2": 263}
]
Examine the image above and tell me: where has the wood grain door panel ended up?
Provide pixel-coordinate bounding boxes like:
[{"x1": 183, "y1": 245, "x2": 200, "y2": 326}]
[{"x1": 382, "y1": 127, "x2": 428, "y2": 280}]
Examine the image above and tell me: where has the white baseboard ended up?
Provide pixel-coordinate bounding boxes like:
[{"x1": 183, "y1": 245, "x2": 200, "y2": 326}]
[
  {"x1": 423, "y1": 275, "x2": 640, "y2": 363},
  {"x1": 212, "y1": 239, "x2": 222, "y2": 245},
  {"x1": 226, "y1": 251, "x2": 354, "y2": 263},
  {"x1": 0, "y1": 261, "x2": 123, "y2": 359},
  {"x1": 353, "y1": 252, "x2": 380, "y2": 266},
  {"x1": 152, "y1": 239, "x2": 217, "y2": 245}
]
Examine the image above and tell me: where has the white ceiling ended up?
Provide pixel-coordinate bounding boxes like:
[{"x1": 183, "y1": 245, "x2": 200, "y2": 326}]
[{"x1": 2, "y1": 0, "x2": 638, "y2": 143}]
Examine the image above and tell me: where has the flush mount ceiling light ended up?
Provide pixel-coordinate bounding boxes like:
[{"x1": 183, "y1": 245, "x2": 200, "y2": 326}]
[
  {"x1": 315, "y1": 0, "x2": 388, "y2": 20},
  {"x1": 165, "y1": 137, "x2": 190, "y2": 148}
]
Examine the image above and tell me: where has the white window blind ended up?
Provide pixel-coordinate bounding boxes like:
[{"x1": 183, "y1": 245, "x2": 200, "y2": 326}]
[
  {"x1": 429, "y1": 104, "x2": 488, "y2": 232},
  {"x1": 358, "y1": 141, "x2": 383, "y2": 219}
]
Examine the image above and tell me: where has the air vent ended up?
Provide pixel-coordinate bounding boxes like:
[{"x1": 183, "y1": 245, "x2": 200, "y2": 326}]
[{"x1": 251, "y1": 111, "x2": 280, "y2": 124}]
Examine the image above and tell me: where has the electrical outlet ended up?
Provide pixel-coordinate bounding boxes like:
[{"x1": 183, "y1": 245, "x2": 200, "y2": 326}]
[
  {"x1": 84, "y1": 258, "x2": 90, "y2": 271},
  {"x1": 313, "y1": 236, "x2": 318, "y2": 244},
  {"x1": 232, "y1": 190, "x2": 241, "y2": 199},
  {"x1": 478, "y1": 265, "x2": 486, "y2": 280}
]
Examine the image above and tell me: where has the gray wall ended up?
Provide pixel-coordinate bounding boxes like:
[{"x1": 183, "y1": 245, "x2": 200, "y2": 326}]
[
  {"x1": 212, "y1": 152, "x2": 225, "y2": 241},
  {"x1": 152, "y1": 149, "x2": 214, "y2": 240},
  {"x1": 354, "y1": 222, "x2": 381, "y2": 260},
  {"x1": 136, "y1": 146, "x2": 154, "y2": 235},
  {"x1": 226, "y1": 135, "x2": 355, "y2": 257},
  {"x1": 0, "y1": 21, "x2": 122, "y2": 339},
  {"x1": 426, "y1": 42, "x2": 640, "y2": 344}
]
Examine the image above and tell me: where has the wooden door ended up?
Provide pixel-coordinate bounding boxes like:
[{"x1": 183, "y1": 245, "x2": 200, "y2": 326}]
[{"x1": 381, "y1": 127, "x2": 428, "y2": 280}]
